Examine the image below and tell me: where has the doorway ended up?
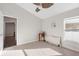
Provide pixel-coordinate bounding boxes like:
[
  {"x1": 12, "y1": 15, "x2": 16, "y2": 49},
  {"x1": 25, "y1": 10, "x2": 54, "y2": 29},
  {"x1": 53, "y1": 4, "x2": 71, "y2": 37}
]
[{"x1": 4, "y1": 16, "x2": 17, "y2": 48}]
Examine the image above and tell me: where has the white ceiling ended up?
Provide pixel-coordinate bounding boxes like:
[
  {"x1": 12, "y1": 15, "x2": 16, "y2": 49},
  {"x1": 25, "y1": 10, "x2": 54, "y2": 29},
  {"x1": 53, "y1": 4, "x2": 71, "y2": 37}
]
[
  {"x1": 17, "y1": 3, "x2": 79, "y2": 19},
  {"x1": 0, "y1": 3, "x2": 79, "y2": 19}
]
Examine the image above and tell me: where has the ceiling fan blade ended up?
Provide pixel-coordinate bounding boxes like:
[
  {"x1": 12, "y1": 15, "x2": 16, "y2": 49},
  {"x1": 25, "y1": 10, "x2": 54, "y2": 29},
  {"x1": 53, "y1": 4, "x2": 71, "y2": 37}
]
[
  {"x1": 42, "y1": 3, "x2": 54, "y2": 8},
  {"x1": 33, "y1": 3, "x2": 54, "y2": 9},
  {"x1": 33, "y1": 3, "x2": 41, "y2": 6}
]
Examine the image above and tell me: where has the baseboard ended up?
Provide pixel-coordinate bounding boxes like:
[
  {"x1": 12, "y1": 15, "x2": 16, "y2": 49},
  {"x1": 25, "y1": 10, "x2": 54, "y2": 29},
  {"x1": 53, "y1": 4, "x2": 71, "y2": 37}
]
[
  {"x1": 17, "y1": 39, "x2": 38, "y2": 46},
  {"x1": 62, "y1": 45, "x2": 79, "y2": 52},
  {"x1": 46, "y1": 40, "x2": 59, "y2": 47},
  {"x1": 62, "y1": 46, "x2": 79, "y2": 52}
]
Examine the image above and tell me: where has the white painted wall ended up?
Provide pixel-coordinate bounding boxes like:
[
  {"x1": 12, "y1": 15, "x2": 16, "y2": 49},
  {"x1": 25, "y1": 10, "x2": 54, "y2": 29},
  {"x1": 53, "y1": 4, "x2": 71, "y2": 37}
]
[
  {"x1": 63, "y1": 32, "x2": 79, "y2": 51},
  {"x1": 42, "y1": 15, "x2": 64, "y2": 45},
  {"x1": 0, "y1": 4, "x2": 42, "y2": 46},
  {"x1": 0, "y1": 10, "x2": 3, "y2": 49},
  {"x1": 64, "y1": 32, "x2": 79, "y2": 43},
  {"x1": 42, "y1": 7, "x2": 79, "y2": 51}
]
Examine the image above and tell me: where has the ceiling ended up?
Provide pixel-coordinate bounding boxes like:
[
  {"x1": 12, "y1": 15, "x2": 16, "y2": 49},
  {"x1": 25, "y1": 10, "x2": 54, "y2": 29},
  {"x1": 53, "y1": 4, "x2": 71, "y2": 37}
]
[
  {"x1": 17, "y1": 3, "x2": 79, "y2": 19},
  {"x1": 0, "y1": 3, "x2": 79, "y2": 19}
]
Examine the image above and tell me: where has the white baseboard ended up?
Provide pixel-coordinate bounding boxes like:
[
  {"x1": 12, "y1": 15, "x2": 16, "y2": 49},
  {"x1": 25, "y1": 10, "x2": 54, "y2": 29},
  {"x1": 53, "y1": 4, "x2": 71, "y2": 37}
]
[{"x1": 17, "y1": 39, "x2": 38, "y2": 46}]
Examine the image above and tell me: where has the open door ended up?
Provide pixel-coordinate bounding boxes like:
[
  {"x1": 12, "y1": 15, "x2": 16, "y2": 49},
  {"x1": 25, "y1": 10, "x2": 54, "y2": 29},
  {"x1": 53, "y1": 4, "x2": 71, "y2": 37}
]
[{"x1": 4, "y1": 16, "x2": 17, "y2": 48}]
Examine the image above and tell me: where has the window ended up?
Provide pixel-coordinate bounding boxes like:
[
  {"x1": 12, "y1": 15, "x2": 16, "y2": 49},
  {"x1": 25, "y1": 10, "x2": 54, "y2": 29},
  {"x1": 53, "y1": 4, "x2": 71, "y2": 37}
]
[{"x1": 64, "y1": 16, "x2": 79, "y2": 31}]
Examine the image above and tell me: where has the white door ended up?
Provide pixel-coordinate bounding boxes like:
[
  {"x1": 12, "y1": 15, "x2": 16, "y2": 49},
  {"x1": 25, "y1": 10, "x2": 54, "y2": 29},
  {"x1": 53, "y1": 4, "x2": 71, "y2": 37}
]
[{"x1": 0, "y1": 11, "x2": 3, "y2": 50}]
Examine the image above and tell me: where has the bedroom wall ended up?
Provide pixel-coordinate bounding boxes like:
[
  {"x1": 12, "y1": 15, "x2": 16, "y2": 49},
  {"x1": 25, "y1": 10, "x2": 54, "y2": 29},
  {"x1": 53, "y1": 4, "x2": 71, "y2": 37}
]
[
  {"x1": 42, "y1": 7, "x2": 79, "y2": 46},
  {"x1": 0, "y1": 4, "x2": 42, "y2": 46},
  {"x1": 0, "y1": 10, "x2": 3, "y2": 49}
]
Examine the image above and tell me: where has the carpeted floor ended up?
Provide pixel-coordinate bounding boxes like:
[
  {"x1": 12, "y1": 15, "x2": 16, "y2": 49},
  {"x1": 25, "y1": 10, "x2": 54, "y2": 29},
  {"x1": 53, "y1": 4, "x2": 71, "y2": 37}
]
[{"x1": 4, "y1": 41, "x2": 79, "y2": 56}]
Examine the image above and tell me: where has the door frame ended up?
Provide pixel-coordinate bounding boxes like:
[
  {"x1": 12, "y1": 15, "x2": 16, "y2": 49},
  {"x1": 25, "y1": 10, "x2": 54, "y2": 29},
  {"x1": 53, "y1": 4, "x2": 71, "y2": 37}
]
[{"x1": 3, "y1": 15, "x2": 17, "y2": 48}]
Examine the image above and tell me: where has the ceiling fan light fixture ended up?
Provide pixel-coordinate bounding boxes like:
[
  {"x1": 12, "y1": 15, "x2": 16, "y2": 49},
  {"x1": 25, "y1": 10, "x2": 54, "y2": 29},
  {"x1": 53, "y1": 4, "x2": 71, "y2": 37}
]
[
  {"x1": 34, "y1": 3, "x2": 54, "y2": 12},
  {"x1": 35, "y1": 7, "x2": 40, "y2": 12}
]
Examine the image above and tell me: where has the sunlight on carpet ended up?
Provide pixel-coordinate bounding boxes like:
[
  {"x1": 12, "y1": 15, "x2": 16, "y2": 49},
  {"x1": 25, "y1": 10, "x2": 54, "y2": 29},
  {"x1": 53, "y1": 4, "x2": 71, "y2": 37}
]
[
  {"x1": 0, "y1": 50, "x2": 25, "y2": 56},
  {"x1": 24, "y1": 48, "x2": 62, "y2": 56}
]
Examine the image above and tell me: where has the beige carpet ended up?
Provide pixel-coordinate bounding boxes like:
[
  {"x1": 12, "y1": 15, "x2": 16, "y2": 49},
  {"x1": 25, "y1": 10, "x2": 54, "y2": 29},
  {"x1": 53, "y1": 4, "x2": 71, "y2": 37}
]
[
  {"x1": 24, "y1": 48, "x2": 62, "y2": 56},
  {"x1": 4, "y1": 41, "x2": 79, "y2": 56},
  {"x1": 0, "y1": 50, "x2": 25, "y2": 56},
  {"x1": 0, "y1": 48, "x2": 62, "y2": 56}
]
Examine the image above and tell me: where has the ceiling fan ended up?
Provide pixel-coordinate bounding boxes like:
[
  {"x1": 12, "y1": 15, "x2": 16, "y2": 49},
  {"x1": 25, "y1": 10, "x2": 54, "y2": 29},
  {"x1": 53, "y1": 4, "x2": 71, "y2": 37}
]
[
  {"x1": 34, "y1": 3, "x2": 54, "y2": 8},
  {"x1": 33, "y1": 3, "x2": 54, "y2": 12}
]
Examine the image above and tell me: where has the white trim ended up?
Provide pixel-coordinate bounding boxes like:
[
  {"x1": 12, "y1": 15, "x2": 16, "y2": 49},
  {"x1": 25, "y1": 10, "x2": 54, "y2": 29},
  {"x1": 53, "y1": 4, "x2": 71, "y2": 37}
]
[
  {"x1": 3, "y1": 15, "x2": 17, "y2": 48},
  {"x1": 4, "y1": 15, "x2": 17, "y2": 19},
  {"x1": 64, "y1": 16, "x2": 79, "y2": 21}
]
